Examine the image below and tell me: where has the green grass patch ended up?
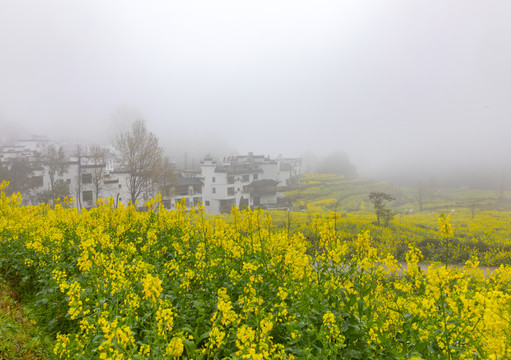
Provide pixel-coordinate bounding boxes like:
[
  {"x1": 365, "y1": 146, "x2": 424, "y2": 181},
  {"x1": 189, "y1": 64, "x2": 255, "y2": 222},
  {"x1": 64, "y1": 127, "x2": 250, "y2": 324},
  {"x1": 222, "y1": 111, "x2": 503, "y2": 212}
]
[{"x1": 0, "y1": 276, "x2": 55, "y2": 360}]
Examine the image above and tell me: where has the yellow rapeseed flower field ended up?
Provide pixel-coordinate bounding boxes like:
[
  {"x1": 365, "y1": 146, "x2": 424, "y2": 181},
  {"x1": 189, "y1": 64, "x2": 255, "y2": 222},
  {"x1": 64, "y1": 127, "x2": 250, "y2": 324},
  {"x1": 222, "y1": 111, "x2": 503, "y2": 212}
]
[{"x1": 1, "y1": 180, "x2": 510, "y2": 359}]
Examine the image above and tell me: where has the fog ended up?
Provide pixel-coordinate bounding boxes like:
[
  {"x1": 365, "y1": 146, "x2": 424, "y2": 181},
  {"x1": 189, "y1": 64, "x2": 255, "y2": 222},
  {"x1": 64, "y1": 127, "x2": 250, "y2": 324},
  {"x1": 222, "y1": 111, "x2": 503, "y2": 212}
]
[{"x1": 1, "y1": 1, "x2": 511, "y2": 187}]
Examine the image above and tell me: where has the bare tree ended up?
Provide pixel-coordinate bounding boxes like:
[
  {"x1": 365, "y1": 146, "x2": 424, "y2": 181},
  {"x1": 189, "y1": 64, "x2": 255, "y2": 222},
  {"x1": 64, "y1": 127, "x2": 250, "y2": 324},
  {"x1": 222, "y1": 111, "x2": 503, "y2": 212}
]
[
  {"x1": 415, "y1": 184, "x2": 429, "y2": 211},
  {"x1": 115, "y1": 120, "x2": 166, "y2": 205},
  {"x1": 158, "y1": 156, "x2": 176, "y2": 199},
  {"x1": 74, "y1": 145, "x2": 84, "y2": 210},
  {"x1": 44, "y1": 145, "x2": 68, "y2": 194},
  {"x1": 0, "y1": 162, "x2": 8, "y2": 184},
  {"x1": 38, "y1": 145, "x2": 69, "y2": 204},
  {"x1": 0, "y1": 157, "x2": 37, "y2": 197},
  {"x1": 89, "y1": 145, "x2": 109, "y2": 203}
]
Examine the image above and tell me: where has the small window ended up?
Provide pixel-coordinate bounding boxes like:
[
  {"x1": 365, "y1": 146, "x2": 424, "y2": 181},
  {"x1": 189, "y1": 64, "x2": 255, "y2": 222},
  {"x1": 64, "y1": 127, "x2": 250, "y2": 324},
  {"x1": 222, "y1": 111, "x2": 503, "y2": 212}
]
[
  {"x1": 227, "y1": 176, "x2": 234, "y2": 184},
  {"x1": 205, "y1": 200, "x2": 210, "y2": 206},
  {"x1": 212, "y1": 177, "x2": 216, "y2": 183},
  {"x1": 212, "y1": 187, "x2": 216, "y2": 194},
  {"x1": 227, "y1": 187, "x2": 235, "y2": 196},
  {"x1": 82, "y1": 190, "x2": 93, "y2": 202},
  {"x1": 253, "y1": 174, "x2": 258, "y2": 180},
  {"x1": 118, "y1": 184, "x2": 122, "y2": 189},
  {"x1": 242, "y1": 174, "x2": 249, "y2": 182},
  {"x1": 82, "y1": 173, "x2": 92, "y2": 184}
]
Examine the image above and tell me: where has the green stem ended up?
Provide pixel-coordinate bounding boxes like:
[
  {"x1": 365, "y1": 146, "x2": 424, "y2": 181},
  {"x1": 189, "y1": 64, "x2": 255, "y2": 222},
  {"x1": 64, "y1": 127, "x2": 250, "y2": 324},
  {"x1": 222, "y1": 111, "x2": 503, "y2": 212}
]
[
  {"x1": 445, "y1": 237, "x2": 449, "y2": 268},
  {"x1": 439, "y1": 282, "x2": 451, "y2": 360}
]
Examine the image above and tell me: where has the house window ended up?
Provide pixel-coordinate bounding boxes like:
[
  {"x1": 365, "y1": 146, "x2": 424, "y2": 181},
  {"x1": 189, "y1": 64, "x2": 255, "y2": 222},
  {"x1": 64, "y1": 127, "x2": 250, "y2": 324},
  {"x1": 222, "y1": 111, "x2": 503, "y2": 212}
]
[
  {"x1": 205, "y1": 200, "x2": 210, "y2": 206},
  {"x1": 118, "y1": 184, "x2": 122, "y2": 189},
  {"x1": 227, "y1": 176, "x2": 234, "y2": 184},
  {"x1": 242, "y1": 185, "x2": 248, "y2": 193},
  {"x1": 242, "y1": 174, "x2": 249, "y2": 182},
  {"x1": 253, "y1": 174, "x2": 258, "y2": 180},
  {"x1": 82, "y1": 190, "x2": 93, "y2": 202},
  {"x1": 212, "y1": 187, "x2": 216, "y2": 194},
  {"x1": 212, "y1": 177, "x2": 216, "y2": 183},
  {"x1": 82, "y1": 173, "x2": 92, "y2": 184},
  {"x1": 227, "y1": 187, "x2": 235, "y2": 196}
]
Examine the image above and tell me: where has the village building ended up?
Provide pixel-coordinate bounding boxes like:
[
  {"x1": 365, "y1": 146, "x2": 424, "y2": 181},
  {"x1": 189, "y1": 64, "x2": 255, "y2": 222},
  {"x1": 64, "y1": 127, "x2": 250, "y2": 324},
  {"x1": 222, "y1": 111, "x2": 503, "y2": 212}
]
[
  {"x1": 163, "y1": 173, "x2": 204, "y2": 209},
  {"x1": 1, "y1": 136, "x2": 301, "y2": 214},
  {"x1": 201, "y1": 155, "x2": 259, "y2": 214},
  {"x1": 200, "y1": 153, "x2": 300, "y2": 214}
]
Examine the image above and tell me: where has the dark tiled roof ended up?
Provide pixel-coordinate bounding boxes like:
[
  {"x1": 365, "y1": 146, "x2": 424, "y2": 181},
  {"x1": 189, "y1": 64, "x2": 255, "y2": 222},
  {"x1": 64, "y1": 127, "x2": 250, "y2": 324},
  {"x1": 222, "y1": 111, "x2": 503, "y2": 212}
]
[
  {"x1": 227, "y1": 167, "x2": 263, "y2": 175},
  {"x1": 81, "y1": 164, "x2": 106, "y2": 169},
  {"x1": 248, "y1": 179, "x2": 278, "y2": 187},
  {"x1": 111, "y1": 169, "x2": 129, "y2": 174},
  {"x1": 226, "y1": 163, "x2": 264, "y2": 175},
  {"x1": 214, "y1": 165, "x2": 227, "y2": 173},
  {"x1": 178, "y1": 174, "x2": 203, "y2": 186}
]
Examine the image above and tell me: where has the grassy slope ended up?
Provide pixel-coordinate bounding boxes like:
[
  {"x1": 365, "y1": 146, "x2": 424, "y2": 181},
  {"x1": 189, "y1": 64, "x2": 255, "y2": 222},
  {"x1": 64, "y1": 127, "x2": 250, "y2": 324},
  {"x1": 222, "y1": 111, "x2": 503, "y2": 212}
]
[
  {"x1": 282, "y1": 173, "x2": 511, "y2": 265},
  {"x1": 0, "y1": 276, "x2": 55, "y2": 359},
  {"x1": 285, "y1": 173, "x2": 511, "y2": 214}
]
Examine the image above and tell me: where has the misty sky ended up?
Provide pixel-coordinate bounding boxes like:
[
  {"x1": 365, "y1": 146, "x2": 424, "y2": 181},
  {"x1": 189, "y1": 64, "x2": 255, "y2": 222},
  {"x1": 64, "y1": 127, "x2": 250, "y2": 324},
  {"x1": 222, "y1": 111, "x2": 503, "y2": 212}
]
[{"x1": 1, "y1": 1, "x2": 511, "y2": 176}]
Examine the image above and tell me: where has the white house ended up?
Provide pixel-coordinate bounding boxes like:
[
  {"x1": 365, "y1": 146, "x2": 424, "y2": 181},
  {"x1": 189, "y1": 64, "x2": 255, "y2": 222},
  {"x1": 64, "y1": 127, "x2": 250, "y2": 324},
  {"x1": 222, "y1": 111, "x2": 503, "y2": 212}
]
[
  {"x1": 200, "y1": 154, "x2": 281, "y2": 214},
  {"x1": 161, "y1": 173, "x2": 204, "y2": 210},
  {"x1": 276, "y1": 156, "x2": 302, "y2": 187}
]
